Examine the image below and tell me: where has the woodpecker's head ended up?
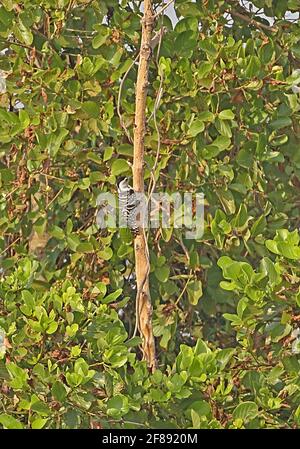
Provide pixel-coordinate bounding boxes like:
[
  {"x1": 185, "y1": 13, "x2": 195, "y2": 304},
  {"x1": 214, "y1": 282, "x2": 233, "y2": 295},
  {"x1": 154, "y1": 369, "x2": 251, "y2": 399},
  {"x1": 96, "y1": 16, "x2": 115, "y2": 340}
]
[{"x1": 118, "y1": 176, "x2": 130, "y2": 192}]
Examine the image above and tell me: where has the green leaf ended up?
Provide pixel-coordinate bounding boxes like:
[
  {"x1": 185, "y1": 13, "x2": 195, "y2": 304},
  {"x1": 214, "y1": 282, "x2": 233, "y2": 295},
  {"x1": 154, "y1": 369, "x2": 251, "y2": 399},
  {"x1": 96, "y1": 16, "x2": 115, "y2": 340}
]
[
  {"x1": 198, "y1": 110, "x2": 215, "y2": 122},
  {"x1": 175, "y1": 31, "x2": 197, "y2": 55},
  {"x1": 0, "y1": 360, "x2": 10, "y2": 380},
  {"x1": 0, "y1": 7, "x2": 13, "y2": 27},
  {"x1": 107, "y1": 394, "x2": 129, "y2": 418},
  {"x1": 155, "y1": 265, "x2": 170, "y2": 283},
  {"x1": 220, "y1": 281, "x2": 237, "y2": 291},
  {"x1": 46, "y1": 321, "x2": 58, "y2": 334},
  {"x1": 215, "y1": 118, "x2": 232, "y2": 138},
  {"x1": 125, "y1": 336, "x2": 142, "y2": 348},
  {"x1": 251, "y1": 215, "x2": 266, "y2": 237},
  {"x1": 197, "y1": 62, "x2": 213, "y2": 78},
  {"x1": 14, "y1": 19, "x2": 33, "y2": 45},
  {"x1": 31, "y1": 418, "x2": 48, "y2": 429},
  {"x1": 190, "y1": 400, "x2": 211, "y2": 417},
  {"x1": 92, "y1": 29, "x2": 109, "y2": 49},
  {"x1": 76, "y1": 242, "x2": 94, "y2": 253},
  {"x1": 187, "y1": 280, "x2": 203, "y2": 305},
  {"x1": 50, "y1": 226, "x2": 65, "y2": 240},
  {"x1": 82, "y1": 101, "x2": 100, "y2": 119},
  {"x1": 266, "y1": 239, "x2": 300, "y2": 260},
  {"x1": 103, "y1": 146, "x2": 113, "y2": 161},
  {"x1": 277, "y1": 242, "x2": 300, "y2": 260},
  {"x1": 105, "y1": 372, "x2": 113, "y2": 397},
  {"x1": 216, "y1": 189, "x2": 236, "y2": 215},
  {"x1": 48, "y1": 128, "x2": 69, "y2": 157},
  {"x1": 0, "y1": 109, "x2": 19, "y2": 124},
  {"x1": 245, "y1": 56, "x2": 261, "y2": 78},
  {"x1": 102, "y1": 288, "x2": 122, "y2": 304},
  {"x1": 231, "y1": 204, "x2": 249, "y2": 231},
  {"x1": 177, "y1": 2, "x2": 201, "y2": 17},
  {"x1": 111, "y1": 158, "x2": 130, "y2": 176},
  {"x1": 288, "y1": 0, "x2": 300, "y2": 11},
  {"x1": 213, "y1": 135, "x2": 231, "y2": 149},
  {"x1": 117, "y1": 143, "x2": 133, "y2": 157},
  {"x1": 218, "y1": 109, "x2": 235, "y2": 120},
  {"x1": 198, "y1": 39, "x2": 217, "y2": 57},
  {"x1": 0, "y1": 414, "x2": 23, "y2": 429},
  {"x1": 97, "y1": 247, "x2": 113, "y2": 261},
  {"x1": 191, "y1": 409, "x2": 201, "y2": 428},
  {"x1": 188, "y1": 119, "x2": 205, "y2": 137},
  {"x1": 19, "y1": 110, "x2": 30, "y2": 128},
  {"x1": 7, "y1": 362, "x2": 28, "y2": 389},
  {"x1": 269, "y1": 117, "x2": 292, "y2": 130},
  {"x1": 52, "y1": 381, "x2": 67, "y2": 402},
  {"x1": 233, "y1": 401, "x2": 258, "y2": 422},
  {"x1": 260, "y1": 257, "x2": 281, "y2": 286}
]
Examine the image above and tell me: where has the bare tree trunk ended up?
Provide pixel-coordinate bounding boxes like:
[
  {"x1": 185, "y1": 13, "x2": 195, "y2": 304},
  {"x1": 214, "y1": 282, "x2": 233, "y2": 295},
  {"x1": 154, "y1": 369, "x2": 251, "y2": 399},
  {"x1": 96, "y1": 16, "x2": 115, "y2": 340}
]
[{"x1": 133, "y1": 0, "x2": 156, "y2": 371}]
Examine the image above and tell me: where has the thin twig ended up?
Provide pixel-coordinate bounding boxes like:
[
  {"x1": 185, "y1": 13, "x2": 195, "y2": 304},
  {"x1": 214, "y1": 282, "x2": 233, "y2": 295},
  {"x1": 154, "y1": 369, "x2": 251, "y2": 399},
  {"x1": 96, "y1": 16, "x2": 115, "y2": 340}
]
[
  {"x1": 0, "y1": 237, "x2": 21, "y2": 256},
  {"x1": 4, "y1": 185, "x2": 20, "y2": 200},
  {"x1": 175, "y1": 269, "x2": 193, "y2": 305},
  {"x1": 177, "y1": 236, "x2": 190, "y2": 264},
  {"x1": 0, "y1": 39, "x2": 44, "y2": 55},
  {"x1": 154, "y1": 0, "x2": 175, "y2": 19},
  {"x1": 45, "y1": 187, "x2": 64, "y2": 210},
  {"x1": 64, "y1": 28, "x2": 95, "y2": 33},
  {"x1": 117, "y1": 55, "x2": 139, "y2": 143},
  {"x1": 40, "y1": 173, "x2": 65, "y2": 182},
  {"x1": 147, "y1": 21, "x2": 165, "y2": 202}
]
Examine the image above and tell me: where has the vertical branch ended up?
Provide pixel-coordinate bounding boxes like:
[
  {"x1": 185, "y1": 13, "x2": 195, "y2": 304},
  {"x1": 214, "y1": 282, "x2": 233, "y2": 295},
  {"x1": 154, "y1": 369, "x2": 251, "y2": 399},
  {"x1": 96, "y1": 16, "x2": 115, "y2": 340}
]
[{"x1": 133, "y1": 0, "x2": 156, "y2": 371}]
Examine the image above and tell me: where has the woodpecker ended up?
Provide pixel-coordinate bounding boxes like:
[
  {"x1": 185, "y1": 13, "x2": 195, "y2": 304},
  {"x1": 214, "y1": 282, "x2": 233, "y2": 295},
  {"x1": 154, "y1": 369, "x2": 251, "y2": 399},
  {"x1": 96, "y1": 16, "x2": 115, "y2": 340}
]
[{"x1": 118, "y1": 177, "x2": 140, "y2": 236}]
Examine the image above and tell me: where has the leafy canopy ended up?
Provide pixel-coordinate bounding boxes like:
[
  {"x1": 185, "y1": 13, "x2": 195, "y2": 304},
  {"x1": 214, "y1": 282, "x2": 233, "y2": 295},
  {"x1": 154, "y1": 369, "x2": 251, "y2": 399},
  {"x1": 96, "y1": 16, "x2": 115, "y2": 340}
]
[{"x1": 0, "y1": 0, "x2": 300, "y2": 429}]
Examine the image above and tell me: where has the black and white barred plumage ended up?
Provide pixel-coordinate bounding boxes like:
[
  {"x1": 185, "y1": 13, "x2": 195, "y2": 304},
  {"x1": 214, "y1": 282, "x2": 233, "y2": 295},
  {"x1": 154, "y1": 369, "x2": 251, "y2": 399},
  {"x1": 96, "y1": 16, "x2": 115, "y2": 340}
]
[{"x1": 118, "y1": 177, "x2": 140, "y2": 236}]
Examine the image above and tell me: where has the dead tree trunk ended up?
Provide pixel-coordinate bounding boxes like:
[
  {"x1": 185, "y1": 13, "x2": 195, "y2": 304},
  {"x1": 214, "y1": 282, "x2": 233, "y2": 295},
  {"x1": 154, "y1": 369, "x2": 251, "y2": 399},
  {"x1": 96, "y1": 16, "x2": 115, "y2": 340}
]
[{"x1": 133, "y1": 0, "x2": 156, "y2": 371}]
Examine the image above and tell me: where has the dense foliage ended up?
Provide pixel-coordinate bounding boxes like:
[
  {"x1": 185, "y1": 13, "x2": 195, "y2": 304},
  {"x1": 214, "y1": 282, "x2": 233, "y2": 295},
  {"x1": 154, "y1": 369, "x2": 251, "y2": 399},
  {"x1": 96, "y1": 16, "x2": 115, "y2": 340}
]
[{"x1": 1, "y1": 0, "x2": 300, "y2": 429}]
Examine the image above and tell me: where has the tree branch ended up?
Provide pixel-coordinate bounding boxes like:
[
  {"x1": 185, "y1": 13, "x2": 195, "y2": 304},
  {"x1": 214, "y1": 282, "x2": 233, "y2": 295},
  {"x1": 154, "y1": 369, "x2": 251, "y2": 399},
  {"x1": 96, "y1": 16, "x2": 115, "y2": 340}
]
[
  {"x1": 229, "y1": 9, "x2": 278, "y2": 33},
  {"x1": 133, "y1": 0, "x2": 156, "y2": 371},
  {"x1": 226, "y1": 1, "x2": 278, "y2": 33}
]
